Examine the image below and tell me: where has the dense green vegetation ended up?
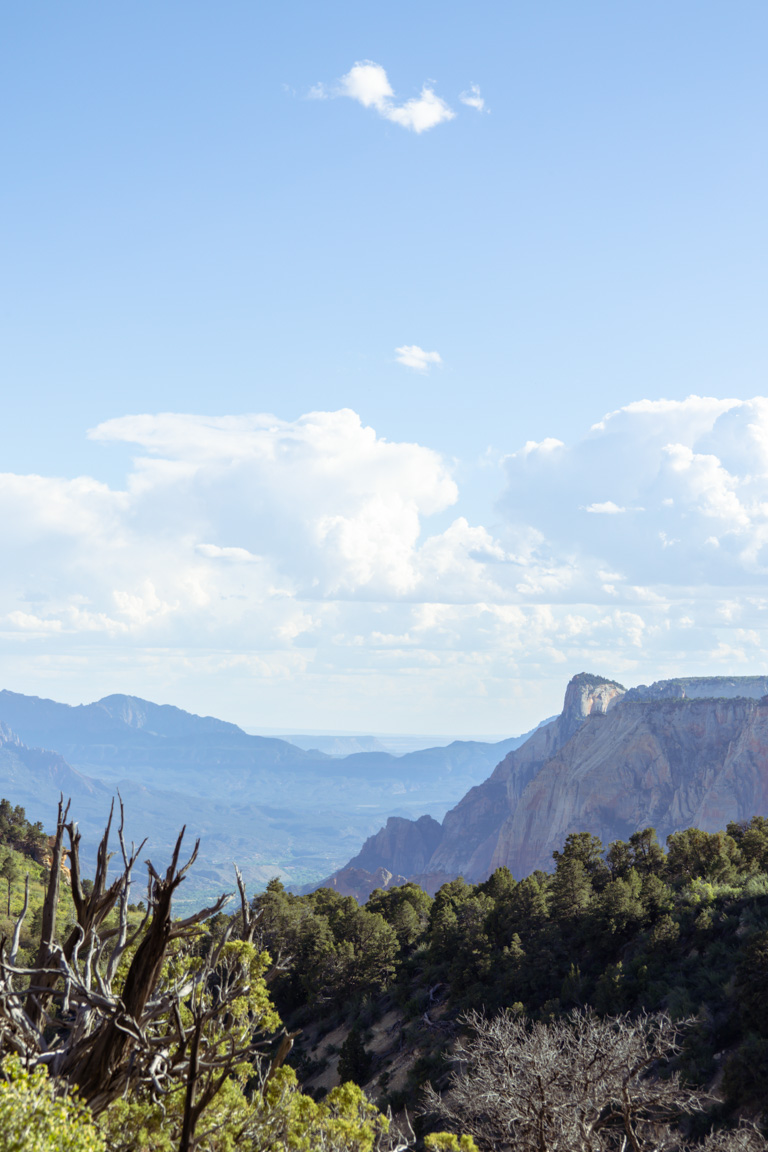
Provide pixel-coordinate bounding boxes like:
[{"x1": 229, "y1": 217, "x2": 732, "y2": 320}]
[
  {"x1": 254, "y1": 820, "x2": 768, "y2": 1131},
  {"x1": 0, "y1": 800, "x2": 78, "y2": 963},
  {"x1": 0, "y1": 1056, "x2": 106, "y2": 1152},
  {"x1": 0, "y1": 798, "x2": 48, "y2": 859},
  {"x1": 3, "y1": 795, "x2": 768, "y2": 1148},
  {"x1": 0, "y1": 800, "x2": 147, "y2": 969}
]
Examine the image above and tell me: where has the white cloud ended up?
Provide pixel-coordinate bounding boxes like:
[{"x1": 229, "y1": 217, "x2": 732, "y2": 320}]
[
  {"x1": 515, "y1": 438, "x2": 565, "y2": 458},
  {"x1": 3, "y1": 397, "x2": 768, "y2": 731},
  {"x1": 585, "y1": 501, "x2": 625, "y2": 514},
  {"x1": 316, "y1": 61, "x2": 455, "y2": 134},
  {"x1": 459, "y1": 84, "x2": 486, "y2": 112},
  {"x1": 395, "y1": 344, "x2": 442, "y2": 372},
  {"x1": 384, "y1": 87, "x2": 455, "y2": 133},
  {"x1": 501, "y1": 394, "x2": 768, "y2": 592},
  {"x1": 339, "y1": 61, "x2": 395, "y2": 109}
]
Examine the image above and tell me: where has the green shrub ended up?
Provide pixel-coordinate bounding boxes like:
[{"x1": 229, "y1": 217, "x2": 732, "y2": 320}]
[{"x1": 0, "y1": 1056, "x2": 105, "y2": 1152}]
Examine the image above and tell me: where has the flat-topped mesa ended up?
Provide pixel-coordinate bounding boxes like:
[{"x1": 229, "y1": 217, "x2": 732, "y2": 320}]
[{"x1": 621, "y1": 676, "x2": 768, "y2": 704}]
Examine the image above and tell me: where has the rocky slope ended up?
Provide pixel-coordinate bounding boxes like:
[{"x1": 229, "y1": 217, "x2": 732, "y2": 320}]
[
  {"x1": 491, "y1": 692, "x2": 768, "y2": 878},
  {"x1": 319, "y1": 673, "x2": 768, "y2": 892}
]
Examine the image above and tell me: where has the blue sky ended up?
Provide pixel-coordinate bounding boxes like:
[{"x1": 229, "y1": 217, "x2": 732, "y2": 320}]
[{"x1": 2, "y1": 2, "x2": 768, "y2": 732}]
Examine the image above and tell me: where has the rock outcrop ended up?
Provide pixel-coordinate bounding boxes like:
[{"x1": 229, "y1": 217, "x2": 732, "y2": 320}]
[
  {"x1": 322, "y1": 673, "x2": 768, "y2": 895},
  {"x1": 491, "y1": 693, "x2": 768, "y2": 878},
  {"x1": 427, "y1": 673, "x2": 625, "y2": 879},
  {"x1": 620, "y1": 676, "x2": 768, "y2": 704},
  {"x1": 347, "y1": 815, "x2": 444, "y2": 876}
]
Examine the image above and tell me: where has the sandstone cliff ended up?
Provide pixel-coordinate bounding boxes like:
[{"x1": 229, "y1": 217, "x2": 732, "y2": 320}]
[
  {"x1": 316, "y1": 865, "x2": 410, "y2": 903},
  {"x1": 491, "y1": 694, "x2": 768, "y2": 877},
  {"x1": 320, "y1": 673, "x2": 768, "y2": 895},
  {"x1": 427, "y1": 673, "x2": 625, "y2": 879}
]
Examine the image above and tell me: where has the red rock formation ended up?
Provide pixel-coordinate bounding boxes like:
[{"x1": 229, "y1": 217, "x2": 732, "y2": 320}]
[{"x1": 321, "y1": 865, "x2": 409, "y2": 903}]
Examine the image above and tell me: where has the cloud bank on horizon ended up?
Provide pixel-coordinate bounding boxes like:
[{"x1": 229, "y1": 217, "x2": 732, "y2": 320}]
[
  {"x1": 310, "y1": 61, "x2": 457, "y2": 133},
  {"x1": 2, "y1": 395, "x2": 768, "y2": 725}
]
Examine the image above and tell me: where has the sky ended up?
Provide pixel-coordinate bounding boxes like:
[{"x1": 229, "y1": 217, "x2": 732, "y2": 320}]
[{"x1": 2, "y1": 1, "x2": 768, "y2": 733}]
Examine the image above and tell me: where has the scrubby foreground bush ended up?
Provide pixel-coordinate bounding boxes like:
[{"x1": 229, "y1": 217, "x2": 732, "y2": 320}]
[
  {"x1": 0, "y1": 1055, "x2": 105, "y2": 1152},
  {"x1": 0, "y1": 798, "x2": 418, "y2": 1151}
]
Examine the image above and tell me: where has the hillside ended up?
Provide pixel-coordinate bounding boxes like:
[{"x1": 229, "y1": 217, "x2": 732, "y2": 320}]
[{"x1": 258, "y1": 818, "x2": 768, "y2": 1133}]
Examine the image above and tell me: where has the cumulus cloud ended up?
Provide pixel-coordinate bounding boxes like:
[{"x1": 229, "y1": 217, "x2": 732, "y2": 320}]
[
  {"x1": 2, "y1": 397, "x2": 768, "y2": 730},
  {"x1": 89, "y1": 409, "x2": 461, "y2": 600},
  {"x1": 395, "y1": 344, "x2": 442, "y2": 372},
  {"x1": 459, "y1": 84, "x2": 486, "y2": 112},
  {"x1": 313, "y1": 61, "x2": 455, "y2": 133},
  {"x1": 499, "y1": 396, "x2": 768, "y2": 619}
]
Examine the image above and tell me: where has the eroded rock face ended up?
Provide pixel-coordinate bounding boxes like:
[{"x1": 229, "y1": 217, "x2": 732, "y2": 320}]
[
  {"x1": 0, "y1": 722, "x2": 22, "y2": 747},
  {"x1": 324, "y1": 673, "x2": 768, "y2": 896},
  {"x1": 490, "y1": 696, "x2": 768, "y2": 877},
  {"x1": 427, "y1": 673, "x2": 626, "y2": 880},
  {"x1": 348, "y1": 814, "x2": 444, "y2": 876},
  {"x1": 560, "y1": 673, "x2": 626, "y2": 732},
  {"x1": 320, "y1": 866, "x2": 410, "y2": 903},
  {"x1": 621, "y1": 676, "x2": 768, "y2": 705},
  {"x1": 302, "y1": 814, "x2": 444, "y2": 896}
]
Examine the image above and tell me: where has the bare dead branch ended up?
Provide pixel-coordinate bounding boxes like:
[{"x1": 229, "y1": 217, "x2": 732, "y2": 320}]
[
  {"x1": 9, "y1": 874, "x2": 30, "y2": 966},
  {"x1": 422, "y1": 1009, "x2": 712, "y2": 1152}
]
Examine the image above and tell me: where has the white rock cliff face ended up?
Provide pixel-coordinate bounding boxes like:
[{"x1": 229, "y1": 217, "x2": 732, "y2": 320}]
[{"x1": 489, "y1": 695, "x2": 768, "y2": 878}]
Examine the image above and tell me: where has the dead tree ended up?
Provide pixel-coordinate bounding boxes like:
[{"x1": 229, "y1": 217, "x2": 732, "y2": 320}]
[
  {"x1": 695, "y1": 1127, "x2": 768, "y2": 1152},
  {"x1": 0, "y1": 795, "x2": 293, "y2": 1147},
  {"x1": 422, "y1": 1008, "x2": 712, "y2": 1152}
]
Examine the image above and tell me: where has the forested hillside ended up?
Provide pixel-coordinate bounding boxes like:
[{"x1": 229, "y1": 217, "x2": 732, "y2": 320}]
[{"x1": 254, "y1": 819, "x2": 768, "y2": 1138}]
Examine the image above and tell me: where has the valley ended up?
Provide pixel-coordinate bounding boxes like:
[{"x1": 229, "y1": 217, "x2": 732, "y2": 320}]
[{"x1": 0, "y1": 689, "x2": 533, "y2": 909}]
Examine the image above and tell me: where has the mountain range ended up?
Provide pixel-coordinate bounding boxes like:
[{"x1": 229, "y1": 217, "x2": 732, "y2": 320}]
[
  {"x1": 315, "y1": 672, "x2": 768, "y2": 898},
  {"x1": 0, "y1": 689, "x2": 533, "y2": 909},
  {"x1": 5, "y1": 673, "x2": 768, "y2": 911}
]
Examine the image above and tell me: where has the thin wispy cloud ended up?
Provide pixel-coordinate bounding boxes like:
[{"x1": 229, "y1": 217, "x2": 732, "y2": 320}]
[
  {"x1": 311, "y1": 61, "x2": 455, "y2": 134},
  {"x1": 395, "y1": 344, "x2": 443, "y2": 372},
  {"x1": 460, "y1": 84, "x2": 486, "y2": 112},
  {"x1": 585, "y1": 501, "x2": 625, "y2": 514}
]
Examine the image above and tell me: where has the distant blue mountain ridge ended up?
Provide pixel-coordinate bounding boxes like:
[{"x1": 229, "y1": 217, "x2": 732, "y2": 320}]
[{"x1": 0, "y1": 689, "x2": 534, "y2": 911}]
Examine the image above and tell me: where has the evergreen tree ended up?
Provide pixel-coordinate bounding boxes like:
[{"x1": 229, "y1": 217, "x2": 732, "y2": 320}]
[
  {"x1": 0, "y1": 851, "x2": 19, "y2": 916},
  {"x1": 337, "y1": 1027, "x2": 372, "y2": 1087}
]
